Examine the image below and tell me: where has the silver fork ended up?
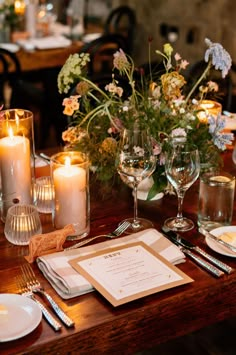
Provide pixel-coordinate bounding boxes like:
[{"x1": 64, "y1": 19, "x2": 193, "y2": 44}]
[
  {"x1": 64, "y1": 220, "x2": 131, "y2": 251},
  {"x1": 16, "y1": 275, "x2": 62, "y2": 332},
  {"x1": 21, "y1": 264, "x2": 74, "y2": 328}
]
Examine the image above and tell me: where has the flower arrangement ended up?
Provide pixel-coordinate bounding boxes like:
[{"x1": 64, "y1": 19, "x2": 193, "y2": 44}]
[
  {"x1": 0, "y1": 0, "x2": 19, "y2": 30},
  {"x1": 57, "y1": 38, "x2": 233, "y2": 199}
]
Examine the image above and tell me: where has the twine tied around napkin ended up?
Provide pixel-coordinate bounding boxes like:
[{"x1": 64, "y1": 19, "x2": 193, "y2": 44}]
[{"x1": 36, "y1": 228, "x2": 185, "y2": 299}]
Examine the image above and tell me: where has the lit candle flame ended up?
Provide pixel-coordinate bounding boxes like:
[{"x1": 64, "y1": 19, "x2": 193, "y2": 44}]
[
  {"x1": 8, "y1": 127, "x2": 14, "y2": 139},
  {"x1": 14, "y1": 1, "x2": 26, "y2": 16},
  {"x1": 65, "y1": 157, "x2": 71, "y2": 167}
]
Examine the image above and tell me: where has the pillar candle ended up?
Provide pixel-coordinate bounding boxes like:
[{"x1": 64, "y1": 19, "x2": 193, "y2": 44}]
[
  {"x1": 53, "y1": 163, "x2": 87, "y2": 230},
  {"x1": 0, "y1": 135, "x2": 32, "y2": 206}
]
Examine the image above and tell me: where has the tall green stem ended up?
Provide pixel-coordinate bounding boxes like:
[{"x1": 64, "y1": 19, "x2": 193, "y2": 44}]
[{"x1": 185, "y1": 60, "x2": 212, "y2": 103}]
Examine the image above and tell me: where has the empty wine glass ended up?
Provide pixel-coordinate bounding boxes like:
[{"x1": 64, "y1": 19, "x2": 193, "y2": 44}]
[
  {"x1": 116, "y1": 125, "x2": 156, "y2": 234},
  {"x1": 164, "y1": 138, "x2": 200, "y2": 231}
]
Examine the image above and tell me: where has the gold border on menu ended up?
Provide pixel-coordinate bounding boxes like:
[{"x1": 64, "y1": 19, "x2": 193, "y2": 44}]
[{"x1": 69, "y1": 242, "x2": 193, "y2": 306}]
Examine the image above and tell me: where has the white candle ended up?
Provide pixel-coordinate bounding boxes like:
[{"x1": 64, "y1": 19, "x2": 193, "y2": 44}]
[
  {"x1": 53, "y1": 162, "x2": 87, "y2": 230},
  {"x1": 0, "y1": 135, "x2": 31, "y2": 207}
]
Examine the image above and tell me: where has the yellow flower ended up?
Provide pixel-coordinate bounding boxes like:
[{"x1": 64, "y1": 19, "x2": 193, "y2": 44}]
[
  {"x1": 62, "y1": 96, "x2": 80, "y2": 116},
  {"x1": 100, "y1": 137, "x2": 117, "y2": 155},
  {"x1": 161, "y1": 71, "x2": 186, "y2": 101},
  {"x1": 163, "y1": 43, "x2": 173, "y2": 57}
]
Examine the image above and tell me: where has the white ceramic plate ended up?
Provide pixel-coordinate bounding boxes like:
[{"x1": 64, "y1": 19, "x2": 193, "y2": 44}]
[
  {"x1": 205, "y1": 226, "x2": 236, "y2": 258},
  {"x1": 0, "y1": 293, "x2": 42, "y2": 342}
]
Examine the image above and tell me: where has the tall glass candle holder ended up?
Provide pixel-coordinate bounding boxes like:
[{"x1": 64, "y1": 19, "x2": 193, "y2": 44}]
[
  {"x1": 197, "y1": 100, "x2": 222, "y2": 123},
  {"x1": 50, "y1": 151, "x2": 90, "y2": 239},
  {"x1": 0, "y1": 109, "x2": 35, "y2": 222}
]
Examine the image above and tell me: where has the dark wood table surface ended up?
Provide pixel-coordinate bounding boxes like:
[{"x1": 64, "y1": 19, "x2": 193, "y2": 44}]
[{"x1": 0, "y1": 150, "x2": 236, "y2": 355}]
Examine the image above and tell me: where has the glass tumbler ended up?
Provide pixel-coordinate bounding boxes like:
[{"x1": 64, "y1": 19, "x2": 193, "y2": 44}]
[
  {"x1": 50, "y1": 151, "x2": 90, "y2": 239},
  {"x1": 4, "y1": 204, "x2": 42, "y2": 245},
  {"x1": 198, "y1": 171, "x2": 235, "y2": 231},
  {"x1": 34, "y1": 176, "x2": 54, "y2": 214}
]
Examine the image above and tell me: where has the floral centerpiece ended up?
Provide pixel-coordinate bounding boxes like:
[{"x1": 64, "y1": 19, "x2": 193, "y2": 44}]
[
  {"x1": 57, "y1": 38, "x2": 233, "y2": 199},
  {"x1": 0, "y1": 0, "x2": 20, "y2": 32}
]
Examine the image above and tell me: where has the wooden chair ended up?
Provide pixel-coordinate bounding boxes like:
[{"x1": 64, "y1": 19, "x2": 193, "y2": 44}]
[
  {"x1": 79, "y1": 33, "x2": 129, "y2": 78},
  {"x1": 104, "y1": 6, "x2": 136, "y2": 55}
]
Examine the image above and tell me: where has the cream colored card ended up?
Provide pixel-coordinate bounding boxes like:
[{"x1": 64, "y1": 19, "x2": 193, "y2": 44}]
[{"x1": 69, "y1": 242, "x2": 193, "y2": 306}]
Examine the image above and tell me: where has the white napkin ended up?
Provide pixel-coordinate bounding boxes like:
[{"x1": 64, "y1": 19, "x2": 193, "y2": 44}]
[
  {"x1": 36, "y1": 228, "x2": 185, "y2": 299},
  {"x1": 17, "y1": 35, "x2": 72, "y2": 51}
]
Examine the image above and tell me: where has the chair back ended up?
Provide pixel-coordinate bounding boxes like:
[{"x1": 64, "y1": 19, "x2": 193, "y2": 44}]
[
  {"x1": 104, "y1": 6, "x2": 136, "y2": 54},
  {"x1": 0, "y1": 48, "x2": 21, "y2": 107},
  {"x1": 79, "y1": 33, "x2": 128, "y2": 77}
]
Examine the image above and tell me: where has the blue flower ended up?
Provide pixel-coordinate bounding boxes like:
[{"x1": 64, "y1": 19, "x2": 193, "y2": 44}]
[
  {"x1": 208, "y1": 114, "x2": 234, "y2": 150},
  {"x1": 204, "y1": 38, "x2": 232, "y2": 78}
]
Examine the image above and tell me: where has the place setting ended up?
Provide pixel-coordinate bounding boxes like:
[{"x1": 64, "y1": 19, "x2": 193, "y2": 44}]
[{"x1": 0, "y1": 108, "x2": 235, "y2": 316}]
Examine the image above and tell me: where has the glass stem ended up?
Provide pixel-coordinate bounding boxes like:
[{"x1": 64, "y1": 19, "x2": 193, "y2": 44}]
[
  {"x1": 133, "y1": 182, "x2": 140, "y2": 227},
  {"x1": 176, "y1": 191, "x2": 185, "y2": 222}
]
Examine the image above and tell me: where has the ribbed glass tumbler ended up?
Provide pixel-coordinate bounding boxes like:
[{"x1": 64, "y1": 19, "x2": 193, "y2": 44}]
[{"x1": 4, "y1": 204, "x2": 42, "y2": 245}]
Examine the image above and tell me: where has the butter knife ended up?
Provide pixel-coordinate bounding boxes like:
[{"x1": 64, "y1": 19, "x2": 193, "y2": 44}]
[
  {"x1": 161, "y1": 226, "x2": 231, "y2": 276},
  {"x1": 199, "y1": 227, "x2": 236, "y2": 253}
]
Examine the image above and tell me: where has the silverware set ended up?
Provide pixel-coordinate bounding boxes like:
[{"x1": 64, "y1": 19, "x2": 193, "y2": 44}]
[
  {"x1": 16, "y1": 263, "x2": 74, "y2": 331},
  {"x1": 162, "y1": 226, "x2": 234, "y2": 277}
]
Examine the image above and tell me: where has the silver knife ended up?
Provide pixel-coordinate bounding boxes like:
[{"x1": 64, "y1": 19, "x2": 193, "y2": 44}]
[
  {"x1": 162, "y1": 226, "x2": 232, "y2": 276},
  {"x1": 199, "y1": 227, "x2": 236, "y2": 253}
]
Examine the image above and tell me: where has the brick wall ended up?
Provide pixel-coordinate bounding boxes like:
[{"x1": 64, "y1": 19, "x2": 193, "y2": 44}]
[{"x1": 111, "y1": 0, "x2": 236, "y2": 67}]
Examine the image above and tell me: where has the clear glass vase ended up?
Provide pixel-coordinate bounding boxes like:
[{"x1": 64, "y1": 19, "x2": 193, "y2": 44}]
[{"x1": 0, "y1": 109, "x2": 35, "y2": 222}]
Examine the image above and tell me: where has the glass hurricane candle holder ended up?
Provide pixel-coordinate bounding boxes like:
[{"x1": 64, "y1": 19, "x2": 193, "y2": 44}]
[
  {"x1": 0, "y1": 109, "x2": 35, "y2": 222},
  {"x1": 197, "y1": 100, "x2": 222, "y2": 123},
  {"x1": 50, "y1": 151, "x2": 90, "y2": 239},
  {"x1": 34, "y1": 176, "x2": 55, "y2": 214},
  {"x1": 4, "y1": 204, "x2": 42, "y2": 246}
]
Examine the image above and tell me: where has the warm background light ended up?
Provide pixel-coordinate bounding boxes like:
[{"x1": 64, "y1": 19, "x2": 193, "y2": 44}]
[{"x1": 14, "y1": 0, "x2": 26, "y2": 16}]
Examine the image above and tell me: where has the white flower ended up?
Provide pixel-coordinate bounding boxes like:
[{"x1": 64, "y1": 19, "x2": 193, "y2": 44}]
[
  {"x1": 171, "y1": 128, "x2": 187, "y2": 137},
  {"x1": 204, "y1": 38, "x2": 232, "y2": 78},
  {"x1": 58, "y1": 53, "x2": 90, "y2": 94},
  {"x1": 133, "y1": 146, "x2": 145, "y2": 156}
]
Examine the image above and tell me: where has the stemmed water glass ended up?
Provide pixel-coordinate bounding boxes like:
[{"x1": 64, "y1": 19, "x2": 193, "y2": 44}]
[
  {"x1": 116, "y1": 126, "x2": 156, "y2": 234},
  {"x1": 164, "y1": 139, "x2": 200, "y2": 232}
]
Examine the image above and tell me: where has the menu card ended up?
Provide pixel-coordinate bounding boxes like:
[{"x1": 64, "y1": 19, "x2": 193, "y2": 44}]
[{"x1": 70, "y1": 242, "x2": 193, "y2": 306}]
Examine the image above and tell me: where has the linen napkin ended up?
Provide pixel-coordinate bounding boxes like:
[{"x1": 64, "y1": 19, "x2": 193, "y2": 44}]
[
  {"x1": 36, "y1": 228, "x2": 185, "y2": 299},
  {"x1": 17, "y1": 35, "x2": 72, "y2": 51}
]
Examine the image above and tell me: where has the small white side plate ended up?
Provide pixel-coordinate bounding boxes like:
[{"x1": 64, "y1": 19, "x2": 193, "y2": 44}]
[
  {"x1": 0, "y1": 43, "x2": 20, "y2": 53},
  {"x1": 205, "y1": 226, "x2": 236, "y2": 258},
  {"x1": 0, "y1": 293, "x2": 42, "y2": 342},
  {"x1": 222, "y1": 114, "x2": 236, "y2": 131}
]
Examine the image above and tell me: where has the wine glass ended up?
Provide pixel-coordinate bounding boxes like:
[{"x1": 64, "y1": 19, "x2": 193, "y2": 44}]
[
  {"x1": 164, "y1": 139, "x2": 200, "y2": 232},
  {"x1": 116, "y1": 126, "x2": 156, "y2": 234}
]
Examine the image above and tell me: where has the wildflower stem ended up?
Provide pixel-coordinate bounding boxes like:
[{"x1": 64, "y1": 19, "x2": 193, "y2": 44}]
[
  {"x1": 81, "y1": 77, "x2": 110, "y2": 100},
  {"x1": 185, "y1": 60, "x2": 212, "y2": 103},
  {"x1": 148, "y1": 42, "x2": 152, "y2": 82}
]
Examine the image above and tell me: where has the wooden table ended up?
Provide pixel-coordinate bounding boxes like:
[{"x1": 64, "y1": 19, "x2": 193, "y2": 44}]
[
  {"x1": 14, "y1": 41, "x2": 84, "y2": 72},
  {"x1": 4, "y1": 23, "x2": 103, "y2": 73},
  {"x1": 0, "y1": 150, "x2": 236, "y2": 355}
]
